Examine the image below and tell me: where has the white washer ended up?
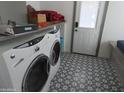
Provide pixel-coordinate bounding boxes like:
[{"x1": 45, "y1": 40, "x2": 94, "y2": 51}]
[{"x1": 2, "y1": 33, "x2": 54, "y2": 92}]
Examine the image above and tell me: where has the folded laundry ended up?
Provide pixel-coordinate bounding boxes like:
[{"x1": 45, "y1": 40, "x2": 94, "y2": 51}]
[{"x1": 27, "y1": 5, "x2": 65, "y2": 24}]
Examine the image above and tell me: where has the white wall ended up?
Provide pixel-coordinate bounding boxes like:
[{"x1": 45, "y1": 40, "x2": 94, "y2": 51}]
[
  {"x1": 0, "y1": 1, "x2": 27, "y2": 24},
  {"x1": 26, "y1": 1, "x2": 41, "y2": 10},
  {"x1": 99, "y1": 1, "x2": 124, "y2": 58},
  {"x1": 40, "y1": 1, "x2": 74, "y2": 52}
]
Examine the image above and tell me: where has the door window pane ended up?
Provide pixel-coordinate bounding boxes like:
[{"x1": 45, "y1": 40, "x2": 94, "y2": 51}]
[{"x1": 79, "y1": 1, "x2": 99, "y2": 28}]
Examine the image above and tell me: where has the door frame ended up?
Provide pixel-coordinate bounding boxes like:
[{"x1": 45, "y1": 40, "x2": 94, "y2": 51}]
[{"x1": 71, "y1": 1, "x2": 109, "y2": 57}]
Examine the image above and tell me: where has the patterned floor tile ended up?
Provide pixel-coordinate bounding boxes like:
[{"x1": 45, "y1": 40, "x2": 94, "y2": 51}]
[{"x1": 48, "y1": 53, "x2": 124, "y2": 92}]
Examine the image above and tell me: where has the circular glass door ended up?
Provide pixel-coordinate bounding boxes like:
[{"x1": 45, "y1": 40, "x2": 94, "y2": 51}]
[
  {"x1": 22, "y1": 55, "x2": 50, "y2": 92},
  {"x1": 50, "y1": 41, "x2": 60, "y2": 66}
]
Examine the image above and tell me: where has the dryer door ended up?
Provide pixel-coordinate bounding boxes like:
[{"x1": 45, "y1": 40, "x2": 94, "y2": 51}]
[
  {"x1": 50, "y1": 41, "x2": 61, "y2": 66},
  {"x1": 22, "y1": 54, "x2": 50, "y2": 92}
]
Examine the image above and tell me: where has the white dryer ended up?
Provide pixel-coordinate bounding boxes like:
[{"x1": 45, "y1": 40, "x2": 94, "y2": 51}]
[
  {"x1": 46, "y1": 26, "x2": 61, "y2": 82},
  {"x1": 2, "y1": 33, "x2": 53, "y2": 92}
]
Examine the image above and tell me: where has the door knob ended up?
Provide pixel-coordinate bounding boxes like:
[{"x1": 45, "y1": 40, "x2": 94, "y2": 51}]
[{"x1": 75, "y1": 29, "x2": 78, "y2": 32}]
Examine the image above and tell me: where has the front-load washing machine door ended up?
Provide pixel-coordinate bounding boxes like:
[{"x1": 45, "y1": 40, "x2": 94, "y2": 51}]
[
  {"x1": 22, "y1": 54, "x2": 50, "y2": 92},
  {"x1": 50, "y1": 40, "x2": 60, "y2": 66}
]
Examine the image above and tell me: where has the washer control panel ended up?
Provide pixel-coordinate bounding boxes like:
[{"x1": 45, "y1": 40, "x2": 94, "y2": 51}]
[{"x1": 13, "y1": 36, "x2": 44, "y2": 49}]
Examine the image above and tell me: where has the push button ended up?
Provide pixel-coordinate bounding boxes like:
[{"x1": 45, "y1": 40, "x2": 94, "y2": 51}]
[{"x1": 10, "y1": 54, "x2": 15, "y2": 59}]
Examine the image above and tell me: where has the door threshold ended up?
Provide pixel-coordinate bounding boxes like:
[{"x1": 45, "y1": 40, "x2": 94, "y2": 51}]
[{"x1": 72, "y1": 52, "x2": 97, "y2": 57}]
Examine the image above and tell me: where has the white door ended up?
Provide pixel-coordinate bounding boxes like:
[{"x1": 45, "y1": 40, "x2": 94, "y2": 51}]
[{"x1": 73, "y1": 1, "x2": 105, "y2": 56}]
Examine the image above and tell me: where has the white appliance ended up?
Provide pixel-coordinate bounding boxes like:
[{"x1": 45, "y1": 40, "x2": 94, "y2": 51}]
[
  {"x1": 46, "y1": 26, "x2": 61, "y2": 84},
  {"x1": 2, "y1": 26, "x2": 61, "y2": 92}
]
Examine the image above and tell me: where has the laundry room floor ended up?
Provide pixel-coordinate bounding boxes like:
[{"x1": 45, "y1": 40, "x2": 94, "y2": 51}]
[{"x1": 48, "y1": 52, "x2": 124, "y2": 92}]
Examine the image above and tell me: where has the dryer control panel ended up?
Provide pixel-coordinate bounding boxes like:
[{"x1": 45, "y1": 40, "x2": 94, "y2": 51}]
[
  {"x1": 13, "y1": 36, "x2": 44, "y2": 49},
  {"x1": 49, "y1": 25, "x2": 61, "y2": 34}
]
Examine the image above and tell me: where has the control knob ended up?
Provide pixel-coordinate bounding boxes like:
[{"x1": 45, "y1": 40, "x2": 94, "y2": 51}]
[{"x1": 35, "y1": 46, "x2": 40, "y2": 52}]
